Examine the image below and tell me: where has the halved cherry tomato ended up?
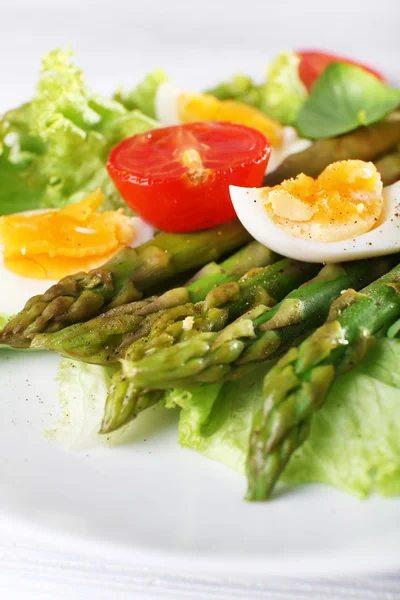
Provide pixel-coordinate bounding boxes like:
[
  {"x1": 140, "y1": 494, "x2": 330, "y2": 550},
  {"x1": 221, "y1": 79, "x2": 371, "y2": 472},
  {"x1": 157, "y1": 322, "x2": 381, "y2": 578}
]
[
  {"x1": 297, "y1": 50, "x2": 386, "y2": 91},
  {"x1": 107, "y1": 121, "x2": 270, "y2": 232}
]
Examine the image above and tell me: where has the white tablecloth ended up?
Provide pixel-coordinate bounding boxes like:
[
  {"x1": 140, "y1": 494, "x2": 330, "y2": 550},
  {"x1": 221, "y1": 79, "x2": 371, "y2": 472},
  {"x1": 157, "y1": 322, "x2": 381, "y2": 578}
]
[{"x1": 1, "y1": 524, "x2": 400, "y2": 600}]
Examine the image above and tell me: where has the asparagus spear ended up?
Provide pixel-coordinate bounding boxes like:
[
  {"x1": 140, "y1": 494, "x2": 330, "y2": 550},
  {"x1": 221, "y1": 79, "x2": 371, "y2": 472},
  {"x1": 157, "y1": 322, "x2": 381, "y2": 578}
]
[
  {"x1": 375, "y1": 150, "x2": 400, "y2": 186},
  {"x1": 102, "y1": 374, "x2": 163, "y2": 433},
  {"x1": 185, "y1": 241, "x2": 278, "y2": 304},
  {"x1": 0, "y1": 219, "x2": 251, "y2": 348},
  {"x1": 101, "y1": 258, "x2": 389, "y2": 433},
  {"x1": 120, "y1": 258, "x2": 389, "y2": 388},
  {"x1": 100, "y1": 258, "x2": 320, "y2": 432},
  {"x1": 33, "y1": 241, "x2": 278, "y2": 364},
  {"x1": 126, "y1": 258, "x2": 319, "y2": 360},
  {"x1": 264, "y1": 118, "x2": 400, "y2": 186},
  {"x1": 247, "y1": 261, "x2": 400, "y2": 501}
]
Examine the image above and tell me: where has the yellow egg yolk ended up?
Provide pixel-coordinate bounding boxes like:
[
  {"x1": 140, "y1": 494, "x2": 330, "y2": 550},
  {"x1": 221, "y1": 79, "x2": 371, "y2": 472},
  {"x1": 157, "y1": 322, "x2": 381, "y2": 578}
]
[
  {"x1": 261, "y1": 160, "x2": 383, "y2": 242},
  {"x1": 177, "y1": 92, "x2": 284, "y2": 148},
  {"x1": 0, "y1": 190, "x2": 135, "y2": 279}
]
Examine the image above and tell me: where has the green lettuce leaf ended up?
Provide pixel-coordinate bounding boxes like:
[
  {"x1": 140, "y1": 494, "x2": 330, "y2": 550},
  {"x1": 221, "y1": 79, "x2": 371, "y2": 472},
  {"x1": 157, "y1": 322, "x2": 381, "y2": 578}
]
[
  {"x1": 206, "y1": 53, "x2": 307, "y2": 126},
  {"x1": 283, "y1": 338, "x2": 400, "y2": 496},
  {"x1": 205, "y1": 74, "x2": 261, "y2": 108},
  {"x1": 0, "y1": 48, "x2": 158, "y2": 214},
  {"x1": 296, "y1": 63, "x2": 400, "y2": 139},
  {"x1": 165, "y1": 364, "x2": 269, "y2": 473},
  {"x1": 114, "y1": 69, "x2": 169, "y2": 119},
  {"x1": 167, "y1": 338, "x2": 400, "y2": 497},
  {"x1": 0, "y1": 155, "x2": 41, "y2": 215},
  {"x1": 50, "y1": 360, "x2": 177, "y2": 450},
  {"x1": 259, "y1": 52, "x2": 308, "y2": 126},
  {"x1": 46, "y1": 359, "x2": 122, "y2": 449}
]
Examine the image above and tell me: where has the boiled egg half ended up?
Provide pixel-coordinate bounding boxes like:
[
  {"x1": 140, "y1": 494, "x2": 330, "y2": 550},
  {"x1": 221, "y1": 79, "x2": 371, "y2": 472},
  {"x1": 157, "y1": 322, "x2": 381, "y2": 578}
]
[
  {"x1": 154, "y1": 83, "x2": 311, "y2": 173},
  {"x1": 230, "y1": 160, "x2": 400, "y2": 263},
  {"x1": 0, "y1": 190, "x2": 153, "y2": 316}
]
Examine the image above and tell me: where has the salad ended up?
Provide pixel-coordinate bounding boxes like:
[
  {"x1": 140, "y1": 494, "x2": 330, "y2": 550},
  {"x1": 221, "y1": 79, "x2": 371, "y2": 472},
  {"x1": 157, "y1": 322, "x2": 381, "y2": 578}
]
[{"x1": 1, "y1": 47, "x2": 400, "y2": 501}]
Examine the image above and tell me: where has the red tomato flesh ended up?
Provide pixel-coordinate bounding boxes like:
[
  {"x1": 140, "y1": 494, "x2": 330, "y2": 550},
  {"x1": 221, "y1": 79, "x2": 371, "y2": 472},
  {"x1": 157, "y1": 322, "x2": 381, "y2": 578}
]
[
  {"x1": 107, "y1": 121, "x2": 270, "y2": 232},
  {"x1": 297, "y1": 50, "x2": 386, "y2": 91}
]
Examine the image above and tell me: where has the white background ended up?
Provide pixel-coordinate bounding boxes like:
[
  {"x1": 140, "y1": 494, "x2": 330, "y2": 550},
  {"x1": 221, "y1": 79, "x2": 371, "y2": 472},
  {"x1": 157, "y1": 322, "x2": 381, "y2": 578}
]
[
  {"x1": 0, "y1": 0, "x2": 399, "y2": 110},
  {"x1": 1, "y1": 1, "x2": 400, "y2": 598}
]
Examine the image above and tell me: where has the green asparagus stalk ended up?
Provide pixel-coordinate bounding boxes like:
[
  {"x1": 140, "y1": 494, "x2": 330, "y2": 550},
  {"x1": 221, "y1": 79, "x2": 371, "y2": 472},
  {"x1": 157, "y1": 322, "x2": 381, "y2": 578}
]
[
  {"x1": 32, "y1": 242, "x2": 278, "y2": 363},
  {"x1": 246, "y1": 261, "x2": 400, "y2": 501},
  {"x1": 120, "y1": 258, "x2": 389, "y2": 389},
  {"x1": 375, "y1": 150, "x2": 400, "y2": 186},
  {"x1": 102, "y1": 373, "x2": 163, "y2": 433},
  {"x1": 101, "y1": 258, "x2": 390, "y2": 434},
  {"x1": 185, "y1": 241, "x2": 279, "y2": 304},
  {"x1": 263, "y1": 118, "x2": 400, "y2": 186},
  {"x1": 0, "y1": 219, "x2": 251, "y2": 348},
  {"x1": 100, "y1": 258, "x2": 321, "y2": 433},
  {"x1": 125, "y1": 258, "x2": 320, "y2": 362}
]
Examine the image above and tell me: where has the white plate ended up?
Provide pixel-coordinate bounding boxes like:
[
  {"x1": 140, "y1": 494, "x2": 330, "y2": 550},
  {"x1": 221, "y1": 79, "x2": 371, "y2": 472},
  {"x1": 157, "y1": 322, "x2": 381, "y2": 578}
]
[
  {"x1": 1, "y1": 348, "x2": 400, "y2": 579},
  {"x1": 1, "y1": 0, "x2": 400, "y2": 582}
]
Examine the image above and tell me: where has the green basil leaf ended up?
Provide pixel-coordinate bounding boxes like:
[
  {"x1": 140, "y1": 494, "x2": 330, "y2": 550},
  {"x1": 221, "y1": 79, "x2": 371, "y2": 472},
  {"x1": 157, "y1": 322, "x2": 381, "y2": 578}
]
[{"x1": 296, "y1": 63, "x2": 400, "y2": 139}]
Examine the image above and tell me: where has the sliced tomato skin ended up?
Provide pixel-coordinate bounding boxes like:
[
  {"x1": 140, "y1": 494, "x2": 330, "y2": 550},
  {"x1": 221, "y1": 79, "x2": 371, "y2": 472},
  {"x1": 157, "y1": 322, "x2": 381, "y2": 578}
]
[
  {"x1": 107, "y1": 122, "x2": 270, "y2": 232},
  {"x1": 297, "y1": 50, "x2": 386, "y2": 91}
]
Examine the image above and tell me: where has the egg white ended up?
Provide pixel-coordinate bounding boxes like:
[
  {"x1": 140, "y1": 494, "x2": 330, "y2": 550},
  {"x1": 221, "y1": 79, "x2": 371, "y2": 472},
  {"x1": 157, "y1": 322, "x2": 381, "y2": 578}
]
[
  {"x1": 154, "y1": 82, "x2": 181, "y2": 126},
  {"x1": 0, "y1": 215, "x2": 154, "y2": 316},
  {"x1": 230, "y1": 181, "x2": 400, "y2": 263}
]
